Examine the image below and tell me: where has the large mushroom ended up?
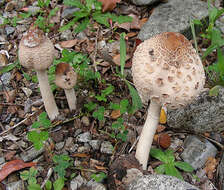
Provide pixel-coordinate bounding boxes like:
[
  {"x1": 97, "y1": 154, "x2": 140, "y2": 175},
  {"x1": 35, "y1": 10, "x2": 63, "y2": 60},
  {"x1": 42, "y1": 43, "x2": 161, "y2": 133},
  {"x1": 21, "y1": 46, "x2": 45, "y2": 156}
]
[
  {"x1": 18, "y1": 25, "x2": 59, "y2": 120},
  {"x1": 132, "y1": 32, "x2": 205, "y2": 170},
  {"x1": 55, "y1": 62, "x2": 77, "y2": 111}
]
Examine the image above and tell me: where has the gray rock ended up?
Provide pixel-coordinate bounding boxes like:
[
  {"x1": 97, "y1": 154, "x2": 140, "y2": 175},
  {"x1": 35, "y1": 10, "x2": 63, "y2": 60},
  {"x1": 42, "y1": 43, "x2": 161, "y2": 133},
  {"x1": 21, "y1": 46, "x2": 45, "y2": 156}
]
[
  {"x1": 0, "y1": 157, "x2": 5, "y2": 165},
  {"x1": 87, "y1": 180, "x2": 106, "y2": 190},
  {"x1": 167, "y1": 88, "x2": 224, "y2": 133},
  {"x1": 100, "y1": 141, "x2": 113, "y2": 154},
  {"x1": 217, "y1": 152, "x2": 224, "y2": 189},
  {"x1": 5, "y1": 180, "x2": 25, "y2": 190},
  {"x1": 76, "y1": 132, "x2": 92, "y2": 143},
  {"x1": 77, "y1": 144, "x2": 91, "y2": 153},
  {"x1": 127, "y1": 174, "x2": 199, "y2": 190},
  {"x1": 60, "y1": 29, "x2": 73, "y2": 40},
  {"x1": 70, "y1": 175, "x2": 87, "y2": 190},
  {"x1": 1, "y1": 72, "x2": 11, "y2": 86},
  {"x1": 89, "y1": 140, "x2": 101, "y2": 150},
  {"x1": 55, "y1": 142, "x2": 65, "y2": 150},
  {"x1": 131, "y1": 0, "x2": 159, "y2": 6},
  {"x1": 5, "y1": 26, "x2": 15, "y2": 35},
  {"x1": 65, "y1": 137, "x2": 78, "y2": 153},
  {"x1": 138, "y1": 0, "x2": 208, "y2": 41},
  {"x1": 181, "y1": 135, "x2": 217, "y2": 170},
  {"x1": 62, "y1": 7, "x2": 80, "y2": 19},
  {"x1": 20, "y1": 147, "x2": 44, "y2": 162}
]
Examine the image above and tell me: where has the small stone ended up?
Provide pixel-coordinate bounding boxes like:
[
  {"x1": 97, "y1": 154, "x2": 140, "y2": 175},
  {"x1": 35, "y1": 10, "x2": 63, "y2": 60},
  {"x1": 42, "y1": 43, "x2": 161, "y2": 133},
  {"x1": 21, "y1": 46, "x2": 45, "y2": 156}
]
[
  {"x1": 122, "y1": 168, "x2": 143, "y2": 185},
  {"x1": 1, "y1": 72, "x2": 11, "y2": 86},
  {"x1": 65, "y1": 137, "x2": 78, "y2": 153},
  {"x1": 74, "y1": 128, "x2": 82, "y2": 137},
  {"x1": 0, "y1": 157, "x2": 5, "y2": 165},
  {"x1": 77, "y1": 145, "x2": 90, "y2": 153},
  {"x1": 62, "y1": 7, "x2": 80, "y2": 19},
  {"x1": 5, "y1": 180, "x2": 25, "y2": 190},
  {"x1": 16, "y1": 25, "x2": 27, "y2": 33},
  {"x1": 5, "y1": 26, "x2": 15, "y2": 35},
  {"x1": 76, "y1": 132, "x2": 92, "y2": 143},
  {"x1": 55, "y1": 142, "x2": 65, "y2": 150},
  {"x1": 87, "y1": 180, "x2": 106, "y2": 190},
  {"x1": 21, "y1": 87, "x2": 32, "y2": 97},
  {"x1": 100, "y1": 141, "x2": 113, "y2": 154},
  {"x1": 81, "y1": 116, "x2": 90, "y2": 127},
  {"x1": 70, "y1": 175, "x2": 87, "y2": 190},
  {"x1": 60, "y1": 29, "x2": 73, "y2": 40},
  {"x1": 181, "y1": 135, "x2": 217, "y2": 169},
  {"x1": 20, "y1": 147, "x2": 44, "y2": 162},
  {"x1": 89, "y1": 140, "x2": 101, "y2": 150},
  {"x1": 127, "y1": 174, "x2": 200, "y2": 190}
]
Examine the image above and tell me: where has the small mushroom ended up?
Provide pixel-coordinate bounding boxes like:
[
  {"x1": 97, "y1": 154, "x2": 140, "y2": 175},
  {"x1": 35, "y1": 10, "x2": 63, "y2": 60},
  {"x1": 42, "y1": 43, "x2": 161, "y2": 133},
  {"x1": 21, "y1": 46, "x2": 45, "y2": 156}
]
[
  {"x1": 132, "y1": 32, "x2": 205, "y2": 170},
  {"x1": 18, "y1": 25, "x2": 59, "y2": 121},
  {"x1": 55, "y1": 63, "x2": 77, "y2": 111}
]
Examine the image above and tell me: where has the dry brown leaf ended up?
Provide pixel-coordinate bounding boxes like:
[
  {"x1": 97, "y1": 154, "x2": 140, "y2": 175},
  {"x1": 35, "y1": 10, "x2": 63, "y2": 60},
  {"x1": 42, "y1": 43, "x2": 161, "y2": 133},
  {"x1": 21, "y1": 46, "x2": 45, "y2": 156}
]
[
  {"x1": 72, "y1": 153, "x2": 90, "y2": 158},
  {"x1": 0, "y1": 160, "x2": 36, "y2": 182},
  {"x1": 98, "y1": 0, "x2": 121, "y2": 12},
  {"x1": 158, "y1": 133, "x2": 171, "y2": 149},
  {"x1": 204, "y1": 157, "x2": 218, "y2": 179},
  {"x1": 156, "y1": 125, "x2": 166, "y2": 133},
  {"x1": 112, "y1": 54, "x2": 131, "y2": 68},
  {"x1": 4, "y1": 90, "x2": 16, "y2": 103},
  {"x1": 60, "y1": 39, "x2": 78, "y2": 48},
  {"x1": 111, "y1": 110, "x2": 121, "y2": 119}
]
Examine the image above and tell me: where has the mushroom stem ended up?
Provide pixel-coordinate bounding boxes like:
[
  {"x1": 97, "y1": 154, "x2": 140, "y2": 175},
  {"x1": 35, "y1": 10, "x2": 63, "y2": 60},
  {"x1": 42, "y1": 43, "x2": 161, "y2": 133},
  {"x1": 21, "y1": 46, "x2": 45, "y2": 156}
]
[
  {"x1": 135, "y1": 100, "x2": 161, "y2": 170},
  {"x1": 64, "y1": 88, "x2": 76, "y2": 111},
  {"x1": 36, "y1": 70, "x2": 59, "y2": 120}
]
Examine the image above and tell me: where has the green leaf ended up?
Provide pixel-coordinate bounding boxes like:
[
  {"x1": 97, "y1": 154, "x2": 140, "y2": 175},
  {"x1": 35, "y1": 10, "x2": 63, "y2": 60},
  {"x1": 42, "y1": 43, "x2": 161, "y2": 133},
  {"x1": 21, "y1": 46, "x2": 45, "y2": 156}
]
[
  {"x1": 74, "y1": 17, "x2": 90, "y2": 33},
  {"x1": 164, "y1": 149, "x2": 175, "y2": 163},
  {"x1": 92, "y1": 12, "x2": 110, "y2": 27},
  {"x1": 202, "y1": 44, "x2": 218, "y2": 59},
  {"x1": 53, "y1": 177, "x2": 64, "y2": 190},
  {"x1": 217, "y1": 47, "x2": 224, "y2": 76},
  {"x1": 59, "y1": 18, "x2": 78, "y2": 32},
  {"x1": 28, "y1": 131, "x2": 49, "y2": 150},
  {"x1": 174, "y1": 161, "x2": 194, "y2": 172},
  {"x1": 125, "y1": 81, "x2": 142, "y2": 114},
  {"x1": 164, "y1": 163, "x2": 183, "y2": 180},
  {"x1": 150, "y1": 148, "x2": 168, "y2": 163},
  {"x1": 155, "y1": 164, "x2": 165, "y2": 174},
  {"x1": 111, "y1": 15, "x2": 133, "y2": 24},
  {"x1": 0, "y1": 62, "x2": 18, "y2": 75},
  {"x1": 120, "y1": 32, "x2": 126, "y2": 76},
  {"x1": 192, "y1": 19, "x2": 202, "y2": 25},
  {"x1": 32, "y1": 122, "x2": 41, "y2": 129},
  {"x1": 28, "y1": 183, "x2": 42, "y2": 190},
  {"x1": 45, "y1": 180, "x2": 52, "y2": 190},
  {"x1": 209, "y1": 85, "x2": 221, "y2": 96},
  {"x1": 53, "y1": 155, "x2": 71, "y2": 178},
  {"x1": 91, "y1": 172, "x2": 107, "y2": 182},
  {"x1": 93, "y1": 106, "x2": 105, "y2": 121},
  {"x1": 120, "y1": 99, "x2": 129, "y2": 114},
  {"x1": 63, "y1": 0, "x2": 84, "y2": 9},
  {"x1": 84, "y1": 102, "x2": 97, "y2": 112},
  {"x1": 109, "y1": 103, "x2": 120, "y2": 110},
  {"x1": 39, "y1": 131, "x2": 49, "y2": 141}
]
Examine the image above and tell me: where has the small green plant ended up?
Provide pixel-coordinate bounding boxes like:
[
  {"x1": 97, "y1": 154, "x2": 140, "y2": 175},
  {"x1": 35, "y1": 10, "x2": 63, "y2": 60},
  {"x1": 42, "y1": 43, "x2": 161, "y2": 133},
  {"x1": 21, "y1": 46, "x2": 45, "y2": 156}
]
[
  {"x1": 53, "y1": 154, "x2": 72, "y2": 178},
  {"x1": 110, "y1": 118, "x2": 128, "y2": 142},
  {"x1": 27, "y1": 112, "x2": 51, "y2": 150},
  {"x1": 191, "y1": 0, "x2": 224, "y2": 85},
  {"x1": 60, "y1": 0, "x2": 132, "y2": 33},
  {"x1": 95, "y1": 84, "x2": 114, "y2": 102},
  {"x1": 20, "y1": 167, "x2": 38, "y2": 185},
  {"x1": 91, "y1": 172, "x2": 107, "y2": 182},
  {"x1": 93, "y1": 106, "x2": 105, "y2": 121},
  {"x1": 150, "y1": 148, "x2": 194, "y2": 180}
]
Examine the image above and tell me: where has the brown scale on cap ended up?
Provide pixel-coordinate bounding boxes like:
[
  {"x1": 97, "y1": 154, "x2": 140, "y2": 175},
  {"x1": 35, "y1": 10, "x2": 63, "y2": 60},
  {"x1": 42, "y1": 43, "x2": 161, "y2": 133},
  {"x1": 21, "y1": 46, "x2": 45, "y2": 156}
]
[{"x1": 132, "y1": 32, "x2": 205, "y2": 109}]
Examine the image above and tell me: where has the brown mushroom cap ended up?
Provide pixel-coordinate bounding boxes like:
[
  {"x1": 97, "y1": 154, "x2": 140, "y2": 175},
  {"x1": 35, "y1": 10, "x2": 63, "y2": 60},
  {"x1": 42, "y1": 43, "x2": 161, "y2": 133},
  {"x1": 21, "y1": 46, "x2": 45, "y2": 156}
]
[
  {"x1": 55, "y1": 62, "x2": 77, "y2": 90},
  {"x1": 132, "y1": 32, "x2": 205, "y2": 109},
  {"x1": 18, "y1": 25, "x2": 55, "y2": 71}
]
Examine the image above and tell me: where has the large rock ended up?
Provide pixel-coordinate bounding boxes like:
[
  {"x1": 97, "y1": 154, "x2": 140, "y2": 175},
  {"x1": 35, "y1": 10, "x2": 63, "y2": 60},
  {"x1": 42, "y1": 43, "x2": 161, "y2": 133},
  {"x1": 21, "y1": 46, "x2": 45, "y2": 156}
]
[
  {"x1": 127, "y1": 174, "x2": 199, "y2": 190},
  {"x1": 167, "y1": 88, "x2": 224, "y2": 133},
  {"x1": 138, "y1": 0, "x2": 208, "y2": 41}
]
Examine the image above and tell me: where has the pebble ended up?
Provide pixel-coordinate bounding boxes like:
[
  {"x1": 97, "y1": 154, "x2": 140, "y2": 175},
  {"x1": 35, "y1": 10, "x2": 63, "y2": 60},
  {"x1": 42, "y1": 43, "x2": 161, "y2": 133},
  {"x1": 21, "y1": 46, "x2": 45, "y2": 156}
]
[
  {"x1": 89, "y1": 140, "x2": 101, "y2": 150},
  {"x1": 1, "y1": 72, "x2": 11, "y2": 86},
  {"x1": 62, "y1": 7, "x2": 80, "y2": 19},
  {"x1": 100, "y1": 141, "x2": 113, "y2": 154},
  {"x1": 81, "y1": 116, "x2": 90, "y2": 127},
  {"x1": 122, "y1": 168, "x2": 143, "y2": 185},
  {"x1": 181, "y1": 135, "x2": 217, "y2": 170},
  {"x1": 0, "y1": 53, "x2": 8, "y2": 67},
  {"x1": 0, "y1": 157, "x2": 5, "y2": 165},
  {"x1": 65, "y1": 137, "x2": 78, "y2": 153},
  {"x1": 5, "y1": 180, "x2": 25, "y2": 190},
  {"x1": 76, "y1": 132, "x2": 92, "y2": 143},
  {"x1": 87, "y1": 180, "x2": 106, "y2": 190},
  {"x1": 55, "y1": 142, "x2": 65, "y2": 150},
  {"x1": 127, "y1": 174, "x2": 200, "y2": 190},
  {"x1": 21, "y1": 87, "x2": 32, "y2": 97},
  {"x1": 77, "y1": 144, "x2": 91, "y2": 153},
  {"x1": 60, "y1": 29, "x2": 73, "y2": 40},
  {"x1": 20, "y1": 147, "x2": 44, "y2": 162},
  {"x1": 70, "y1": 174, "x2": 87, "y2": 190},
  {"x1": 5, "y1": 26, "x2": 15, "y2": 36},
  {"x1": 74, "y1": 128, "x2": 82, "y2": 137}
]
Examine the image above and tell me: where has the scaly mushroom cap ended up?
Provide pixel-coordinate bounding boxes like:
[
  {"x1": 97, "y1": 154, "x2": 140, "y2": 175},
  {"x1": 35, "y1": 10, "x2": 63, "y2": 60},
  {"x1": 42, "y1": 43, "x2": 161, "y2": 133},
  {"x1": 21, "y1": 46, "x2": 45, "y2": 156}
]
[
  {"x1": 55, "y1": 62, "x2": 77, "y2": 90},
  {"x1": 18, "y1": 25, "x2": 55, "y2": 71},
  {"x1": 132, "y1": 32, "x2": 205, "y2": 109}
]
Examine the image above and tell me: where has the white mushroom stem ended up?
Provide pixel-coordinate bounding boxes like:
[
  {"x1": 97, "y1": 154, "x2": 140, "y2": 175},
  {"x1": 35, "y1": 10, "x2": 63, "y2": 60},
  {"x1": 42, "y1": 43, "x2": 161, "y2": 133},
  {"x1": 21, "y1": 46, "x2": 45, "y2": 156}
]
[
  {"x1": 36, "y1": 70, "x2": 59, "y2": 120},
  {"x1": 135, "y1": 100, "x2": 161, "y2": 170},
  {"x1": 64, "y1": 88, "x2": 76, "y2": 111}
]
